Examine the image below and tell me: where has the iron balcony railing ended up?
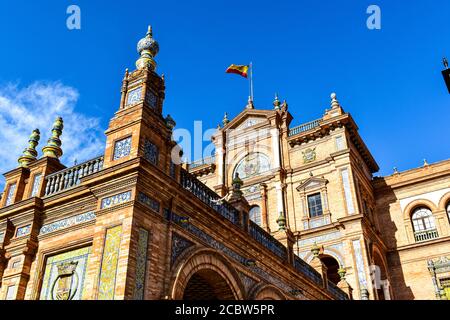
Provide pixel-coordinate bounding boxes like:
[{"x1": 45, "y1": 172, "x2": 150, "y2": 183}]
[
  {"x1": 189, "y1": 155, "x2": 216, "y2": 169},
  {"x1": 414, "y1": 229, "x2": 439, "y2": 242},
  {"x1": 288, "y1": 119, "x2": 323, "y2": 137},
  {"x1": 249, "y1": 221, "x2": 288, "y2": 261},
  {"x1": 180, "y1": 168, "x2": 239, "y2": 225},
  {"x1": 44, "y1": 155, "x2": 104, "y2": 196}
]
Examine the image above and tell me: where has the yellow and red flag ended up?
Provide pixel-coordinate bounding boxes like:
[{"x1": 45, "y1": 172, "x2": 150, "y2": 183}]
[{"x1": 225, "y1": 64, "x2": 249, "y2": 78}]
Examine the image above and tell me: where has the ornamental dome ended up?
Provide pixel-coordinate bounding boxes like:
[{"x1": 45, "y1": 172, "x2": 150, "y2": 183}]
[
  {"x1": 136, "y1": 26, "x2": 159, "y2": 70},
  {"x1": 137, "y1": 25, "x2": 159, "y2": 57}
]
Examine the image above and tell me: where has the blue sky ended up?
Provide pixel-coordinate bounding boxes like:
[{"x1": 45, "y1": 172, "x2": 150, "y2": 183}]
[{"x1": 0, "y1": 0, "x2": 449, "y2": 180}]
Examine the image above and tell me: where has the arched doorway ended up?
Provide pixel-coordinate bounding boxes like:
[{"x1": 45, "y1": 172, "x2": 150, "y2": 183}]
[
  {"x1": 372, "y1": 250, "x2": 390, "y2": 300},
  {"x1": 169, "y1": 248, "x2": 245, "y2": 300},
  {"x1": 320, "y1": 255, "x2": 340, "y2": 285},
  {"x1": 183, "y1": 269, "x2": 235, "y2": 300}
]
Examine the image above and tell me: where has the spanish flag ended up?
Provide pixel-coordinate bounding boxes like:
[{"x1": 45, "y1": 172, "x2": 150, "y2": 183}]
[{"x1": 226, "y1": 64, "x2": 249, "y2": 78}]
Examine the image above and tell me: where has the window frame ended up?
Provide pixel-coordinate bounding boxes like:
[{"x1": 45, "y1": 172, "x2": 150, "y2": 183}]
[{"x1": 307, "y1": 192, "x2": 324, "y2": 218}]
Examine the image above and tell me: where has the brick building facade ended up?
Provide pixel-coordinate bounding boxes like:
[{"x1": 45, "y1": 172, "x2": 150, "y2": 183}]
[{"x1": 0, "y1": 26, "x2": 448, "y2": 300}]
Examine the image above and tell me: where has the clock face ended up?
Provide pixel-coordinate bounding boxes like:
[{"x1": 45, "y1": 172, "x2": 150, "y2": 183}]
[
  {"x1": 126, "y1": 87, "x2": 142, "y2": 106},
  {"x1": 145, "y1": 90, "x2": 158, "y2": 109}
]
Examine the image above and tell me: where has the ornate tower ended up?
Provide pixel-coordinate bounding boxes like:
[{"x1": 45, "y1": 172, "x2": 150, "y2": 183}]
[{"x1": 103, "y1": 26, "x2": 178, "y2": 178}]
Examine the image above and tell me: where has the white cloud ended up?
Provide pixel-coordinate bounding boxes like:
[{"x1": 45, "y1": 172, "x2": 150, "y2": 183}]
[{"x1": 0, "y1": 81, "x2": 105, "y2": 187}]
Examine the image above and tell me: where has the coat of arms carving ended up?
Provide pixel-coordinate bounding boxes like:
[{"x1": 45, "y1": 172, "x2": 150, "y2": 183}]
[
  {"x1": 51, "y1": 261, "x2": 79, "y2": 300},
  {"x1": 302, "y1": 148, "x2": 316, "y2": 163}
]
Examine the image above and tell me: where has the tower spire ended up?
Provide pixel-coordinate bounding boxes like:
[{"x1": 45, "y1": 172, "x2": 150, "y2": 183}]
[
  {"x1": 18, "y1": 129, "x2": 40, "y2": 168},
  {"x1": 42, "y1": 117, "x2": 64, "y2": 159},
  {"x1": 136, "y1": 25, "x2": 159, "y2": 71}
]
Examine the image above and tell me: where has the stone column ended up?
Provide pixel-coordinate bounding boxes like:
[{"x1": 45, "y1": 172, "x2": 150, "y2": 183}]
[
  {"x1": 271, "y1": 128, "x2": 281, "y2": 169},
  {"x1": 310, "y1": 243, "x2": 328, "y2": 289},
  {"x1": 227, "y1": 174, "x2": 250, "y2": 231},
  {"x1": 273, "y1": 228, "x2": 295, "y2": 265},
  {"x1": 337, "y1": 268, "x2": 353, "y2": 300},
  {"x1": 260, "y1": 183, "x2": 270, "y2": 233}
]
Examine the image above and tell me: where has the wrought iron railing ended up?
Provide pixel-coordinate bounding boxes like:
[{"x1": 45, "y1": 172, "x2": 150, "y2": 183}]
[
  {"x1": 414, "y1": 229, "x2": 439, "y2": 242},
  {"x1": 294, "y1": 255, "x2": 323, "y2": 286},
  {"x1": 327, "y1": 279, "x2": 349, "y2": 300},
  {"x1": 249, "y1": 221, "x2": 288, "y2": 261},
  {"x1": 190, "y1": 155, "x2": 216, "y2": 169},
  {"x1": 44, "y1": 155, "x2": 104, "y2": 196},
  {"x1": 180, "y1": 168, "x2": 239, "y2": 225},
  {"x1": 288, "y1": 119, "x2": 322, "y2": 137}
]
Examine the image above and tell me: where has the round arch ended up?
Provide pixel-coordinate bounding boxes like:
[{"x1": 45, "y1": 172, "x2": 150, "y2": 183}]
[
  {"x1": 250, "y1": 284, "x2": 287, "y2": 300},
  {"x1": 438, "y1": 192, "x2": 450, "y2": 211},
  {"x1": 403, "y1": 199, "x2": 438, "y2": 220},
  {"x1": 304, "y1": 248, "x2": 345, "y2": 267},
  {"x1": 371, "y1": 245, "x2": 390, "y2": 300},
  {"x1": 169, "y1": 248, "x2": 245, "y2": 300},
  {"x1": 230, "y1": 150, "x2": 272, "y2": 181}
]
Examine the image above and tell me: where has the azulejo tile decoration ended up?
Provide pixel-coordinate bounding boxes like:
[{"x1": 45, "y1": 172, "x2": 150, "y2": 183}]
[
  {"x1": 31, "y1": 174, "x2": 42, "y2": 197},
  {"x1": 16, "y1": 224, "x2": 31, "y2": 238},
  {"x1": 137, "y1": 192, "x2": 160, "y2": 213},
  {"x1": 101, "y1": 191, "x2": 132, "y2": 209},
  {"x1": 171, "y1": 233, "x2": 194, "y2": 266},
  {"x1": 113, "y1": 136, "x2": 132, "y2": 161},
  {"x1": 39, "y1": 246, "x2": 91, "y2": 300},
  {"x1": 133, "y1": 228, "x2": 149, "y2": 300},
  {"x1": 143, "y1": 139, "x2": 159, "y2": 165},
  {"x1": 352, "y1": 239, "x2": 368, "y2": 288},
  {"x1": 40, "y1": 212, "x2": 96, "y2": 235},
  {"x1": 5, "y1": 183, "x2": 16, "y2": 206},
  {"x1": 98, "y1": 225, "x2": 123, "y2": 300}
]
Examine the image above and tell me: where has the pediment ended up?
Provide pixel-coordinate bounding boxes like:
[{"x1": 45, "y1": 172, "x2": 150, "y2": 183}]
[
  {"x1": 296, "y1": 177, "x2": 328, "y2": 192},
  {"x1": 224, "y1": 109, "x2": 272, "y2": 131}
]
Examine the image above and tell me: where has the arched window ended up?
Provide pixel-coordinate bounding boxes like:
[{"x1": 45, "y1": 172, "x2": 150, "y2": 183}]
[
  {"x1": 411, "y1": 207, "x2": 439, "y2": 242},
  {"x1": 447, "y1": 202, "x2": 450, "y2": 221},
  {"x1": 249, "y1": 205, "x2": 262, "y2": 226},
  {"x1": 233, "y1": 153, "x2": 271, "y2": 180},
  {"x1": 412, "y1": 207, "x2": 435, "y2": 232}
]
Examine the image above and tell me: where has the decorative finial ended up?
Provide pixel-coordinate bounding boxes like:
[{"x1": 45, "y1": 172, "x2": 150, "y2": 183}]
[
  {"x1": 136, "y1": 25, "x2": 159, "y2": 71},
  {"x1": 311, "y1": 242, "x2": 320, "y2": 257},
  {"x1": 232, "y1": 173, "x2": 243, "y2": 192},
  {"x1": 124, "y1": 68, "x2": 129, "y2": 79},
  {"x1": 443, "y1": 57, "x2": 449, "y2": 69},
  {"x1": 273, "y1": 93, "x2": 281, "y2": 110},
  {"x1": 276, "y1": 212, "x2": 287, "y2": 231},
  {"x1": 331, "y1": 92, "x2": 340, "y2": 109},
  {"x1": 165, "y1": 114, "x2": 176, "y2": 130},
  {"x1": 423, "y1": 159, "x2": 429, "y2": 167},
  {"x1": 246, "y1": 96, "x2": 254, "y2": 109},
  {"x1": 281, "y1": 99, "x2": 288, "y2": 111},
  {"x1": 18, "y1": 129, "x2": 41, "y2": 168},
  {"x1": 393, "y1": 167, "x2": 399, "y2": 174},
  {"x1": 42, "y1": 117, "x2": 64, "y2": 159},
  {"x1": 217, "y1": 123, "x2": 222, "y2": 130},
  {"x1": 222, "y1": 112, "x2": 230, "y2": 125},
  {"x1": 338, "y1": 267, "x2": 347, "y2": 281}
]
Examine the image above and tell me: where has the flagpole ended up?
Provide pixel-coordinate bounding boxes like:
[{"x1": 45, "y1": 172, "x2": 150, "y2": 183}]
[{"x1": 249, "y1": 62, "x2": 254, "y2": 101}]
